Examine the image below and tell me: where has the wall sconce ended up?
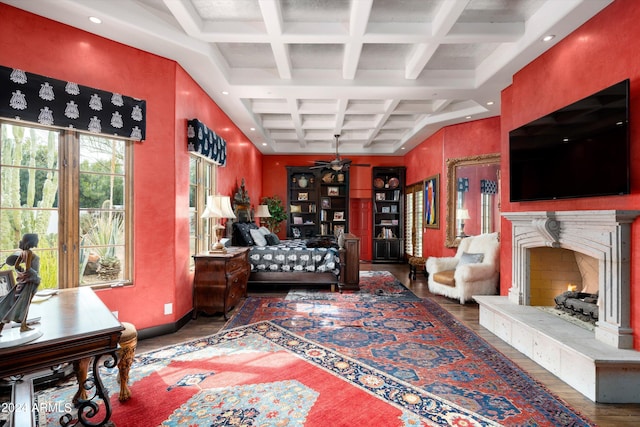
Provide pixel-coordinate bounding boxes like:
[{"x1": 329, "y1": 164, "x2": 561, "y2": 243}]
[{"x1": 202, "y1": 195, "x2": 236, "y2": 253}]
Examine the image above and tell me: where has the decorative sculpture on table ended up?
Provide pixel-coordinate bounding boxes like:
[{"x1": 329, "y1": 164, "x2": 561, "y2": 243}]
[{"x1": 0, "y1": 233, "x2": 41, "y2": 339}]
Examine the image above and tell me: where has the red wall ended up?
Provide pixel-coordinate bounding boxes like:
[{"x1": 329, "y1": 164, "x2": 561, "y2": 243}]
[
  {"x1": 404, "y1": 118, "x2": 501, "y2": 258},
  {"x1": 0, "y1": 4, "x2": 262, "y2": 330},
  {"x1": 501, "y1": 0, "x2": 640, "y2": 348}
]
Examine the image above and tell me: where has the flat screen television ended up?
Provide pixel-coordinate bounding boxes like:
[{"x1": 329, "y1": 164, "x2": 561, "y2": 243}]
[{"x1": 509, "y1": 79, "x2": 630, "y2": 202}]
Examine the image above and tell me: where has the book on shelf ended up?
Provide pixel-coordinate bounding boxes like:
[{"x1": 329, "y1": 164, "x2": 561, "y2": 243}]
[
  {"x1": 320, "y1": 223, "x2": 328, "y2": 235},
  {"x1": 377, "y1": 227, "x2": 395, "y2": 239}
]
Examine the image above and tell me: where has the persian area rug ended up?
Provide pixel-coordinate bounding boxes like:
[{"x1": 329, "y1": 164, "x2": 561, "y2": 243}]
[
  {"x1": 226, "y1": 285, "x2": 595, "y2": 426},
  {"x1": 286, "y1": 270, "x2": 420, "y2": 302},
  {"x1": 32, "y1": 322, "x2": 496, "y2": 427}
]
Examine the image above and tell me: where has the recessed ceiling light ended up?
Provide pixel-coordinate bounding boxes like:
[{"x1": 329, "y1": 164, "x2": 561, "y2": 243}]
[
  {"x1": 250, "y1": 127, "x2": 255, "y2": 131},
  {"x1": 89, "y1": 16, "x2": 102, "y2": 24},
  {"x1": 222, "y1": 91, "x2": 229, "y2": 95},
  {"x1": 262, "y1": 142, "x2": 267, "y2": 146},
  {"x1": 401, "y1": 147, "x2": 405, "y2": 150},
  {"x1": 486, "y1": 101, "x2": 494, "y2": 106},
  {"x1": 466, "y1": 116, "x2": 472, "y2": 119},
  {"x1": 542, "y1": 35, "x2": 555, "y2": 42}
]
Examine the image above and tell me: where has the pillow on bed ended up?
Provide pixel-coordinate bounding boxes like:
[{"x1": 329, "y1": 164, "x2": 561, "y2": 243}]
[
  {"x1": 250, "y1": 228, "x2": 268, "y2": 247},
  {"x1": 232, "y1": 222, "x2": 259, "y2": 246},
  {"x1": 264, "y1": 233, "x2": 280, "y2": 246},
  {"x1": 258, "y1": 226, "x2": 271, "y2": 235}
]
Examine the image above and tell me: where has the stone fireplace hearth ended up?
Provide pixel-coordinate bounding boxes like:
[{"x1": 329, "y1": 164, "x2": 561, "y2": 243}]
[{"x1": 476, "y1": 210, "x2": 640, "y2": 403}]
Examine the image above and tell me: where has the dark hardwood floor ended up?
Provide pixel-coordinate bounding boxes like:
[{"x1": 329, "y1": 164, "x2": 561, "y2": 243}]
[{"x1": 138, "y1": 263, "x2": 640, "y2": 427}]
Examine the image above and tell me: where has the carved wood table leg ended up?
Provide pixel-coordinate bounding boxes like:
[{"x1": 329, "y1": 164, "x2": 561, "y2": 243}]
[
  {"x1": 117, "y1": 322, "x2": 138, "y2": 402},
  {"x1": 72, "y1": 358, "x2": 90, "y2": 405}
]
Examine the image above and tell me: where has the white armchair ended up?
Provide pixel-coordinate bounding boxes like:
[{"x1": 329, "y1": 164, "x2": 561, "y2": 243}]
[{"x1": 426, "y1": 232, "x2": 500, "y2": 304}]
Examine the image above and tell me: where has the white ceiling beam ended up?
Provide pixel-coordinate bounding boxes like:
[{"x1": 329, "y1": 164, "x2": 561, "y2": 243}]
[
  {"x1": 342, "y1": 0, "x2": 373, "y2": 80},
  {"x1": 405, "y1": 0, "x2": 470, "y2": 79},
  {"x1": 258, "y1": 0, "x2": 292, "y2": 79},
  {"x1": 364, "y1": 99, "x2": 401, "y2": 148}
]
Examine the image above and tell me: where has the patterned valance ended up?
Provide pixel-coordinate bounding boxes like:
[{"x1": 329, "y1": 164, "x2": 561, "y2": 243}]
[
  {"x1": 481, "y1": 179, "x2": 497, "y2": 195},
  {"x1": 457, "y1": 177, "x2": 469, "y2": 192},
  {"x1": 187, "y1": 118, "x2": 227, "y2": 166},
  {"x1": 0, "y1": 65, "x2": 146, "y2": 140}
]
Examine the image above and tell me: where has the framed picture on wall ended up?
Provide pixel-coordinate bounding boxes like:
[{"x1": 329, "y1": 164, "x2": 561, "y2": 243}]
[
  {"x1": 327, "y1": 187, "x2": 339, "y2": 196},
  {"x1": 321, "y1": 197, "x2": 331, "y2": 209},
  {"x1": 424, "y1": 174, "x2": 440, "y2": 229}
]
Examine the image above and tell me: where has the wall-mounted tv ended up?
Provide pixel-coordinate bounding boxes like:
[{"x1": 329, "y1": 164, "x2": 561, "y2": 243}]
[{"x1": 509, "y1": 79, "x2": 630, "y2": 202}]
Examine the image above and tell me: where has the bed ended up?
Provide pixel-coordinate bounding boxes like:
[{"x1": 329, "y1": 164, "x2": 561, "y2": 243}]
[{"x1": 231, "y1": 221, "x2": 360, "y2": 291}]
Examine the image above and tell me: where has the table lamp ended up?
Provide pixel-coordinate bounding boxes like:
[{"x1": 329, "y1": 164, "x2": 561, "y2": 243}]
[
  {"x1": 202, "y1": 195, "x2": 236, "y2": 253},
  {"x1": 457, "y1": 208, "x2": 470, "y2": 238},
  {"x1": 254, "y1": 204, "x2": 271, "y2": 227}
]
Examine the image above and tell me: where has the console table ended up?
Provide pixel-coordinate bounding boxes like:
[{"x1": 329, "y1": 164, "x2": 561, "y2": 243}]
[
  {"x1": 192, "y1": 247, "x2": 250, "y2": 320},
  {"x1": 0, "y1": 287, "x2": 123, "y2": 427}
]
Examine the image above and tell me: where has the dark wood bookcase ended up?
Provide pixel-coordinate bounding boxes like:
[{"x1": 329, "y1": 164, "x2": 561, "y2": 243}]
[
  {"x1": 372, "y1": 166, "x2": 405, "y2": 262},
  {"x1": 286, "y1": 166, "x2": 349, "y2": 238}
]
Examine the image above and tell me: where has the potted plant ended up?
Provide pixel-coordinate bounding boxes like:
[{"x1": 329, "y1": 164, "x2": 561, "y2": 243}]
[
  {"x1": 260, "y1": 196, "x2": 287, "y2": 234},
  {"x1": 97, "y1": 255, "x2": 121, "y2": 281},
  {"x1": 83, "y1": 201, "x2": 124, "y2": 282}
]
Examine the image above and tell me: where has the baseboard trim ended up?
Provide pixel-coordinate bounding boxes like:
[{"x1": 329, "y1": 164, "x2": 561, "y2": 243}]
[{"x1": 137, "y1": 310, "x2": 193, "y2": 341}]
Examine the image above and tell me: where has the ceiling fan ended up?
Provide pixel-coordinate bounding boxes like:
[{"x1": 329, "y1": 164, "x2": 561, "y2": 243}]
[{"x1": 310, "y1": 135, "x2": 370, "y2": 171}]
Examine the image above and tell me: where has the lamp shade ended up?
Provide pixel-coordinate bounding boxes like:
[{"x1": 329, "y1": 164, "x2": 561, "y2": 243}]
[
  {"x1": 218, "y1": 195, "x2": 236, "y2": 219},
  {"x1": 201, "y1": 195, "x2": 221, "y2": 219},
  {"x1": 201, "y1": 195, "x2": 236, "y2": 219},
  {"x1": 457, "y1": 208, "x2": 471, "y2": 220},
  {"x1": 254, "y1": 204, "x2": 271, "y2": 218}
]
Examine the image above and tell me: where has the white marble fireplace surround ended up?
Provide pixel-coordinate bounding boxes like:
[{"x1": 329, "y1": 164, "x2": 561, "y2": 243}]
[{"x1": 476, "y1": 210, "x2": 640, "y2": 403}]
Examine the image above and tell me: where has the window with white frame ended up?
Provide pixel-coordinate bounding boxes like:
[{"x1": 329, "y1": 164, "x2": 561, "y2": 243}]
[
  {"x1": 404, "y1": 182, "x2": 423, "y2": 258},
  {"x1": 189, "y1": 155, "x2": 217, "y2": 261}
]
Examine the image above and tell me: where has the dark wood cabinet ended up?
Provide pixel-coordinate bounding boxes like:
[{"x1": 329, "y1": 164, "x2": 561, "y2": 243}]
[
  {"x1": 372, "y1": 166, "x2": 405, "y2": 262},
  {"x1": 192, "y1": 247, "x2": 250, "y2": 319},
  {"x1": 373, "y1": 239, "x2": 402, "y2": 260},
  {"x1": 286, "y1": 166, "x2": 349, "y2": 238}
]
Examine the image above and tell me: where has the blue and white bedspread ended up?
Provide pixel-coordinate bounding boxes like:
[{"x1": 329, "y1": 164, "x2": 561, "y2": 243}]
[{"x1": 248, "y1": 239, "x2": 340, "y2": 275}]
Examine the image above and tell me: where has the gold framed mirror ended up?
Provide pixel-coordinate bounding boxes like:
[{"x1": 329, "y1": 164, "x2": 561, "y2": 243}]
[{"x1": 445, "y1": 153, "x2": 500, "y2": 247}]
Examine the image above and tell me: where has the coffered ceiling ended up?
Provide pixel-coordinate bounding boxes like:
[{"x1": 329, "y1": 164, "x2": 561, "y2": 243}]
[{"x1": 4, "y1": 0, "x2": 612, "y2": 156}]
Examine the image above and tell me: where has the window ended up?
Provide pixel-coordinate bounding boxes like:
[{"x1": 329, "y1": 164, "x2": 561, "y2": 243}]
[
  {"x1": 189, "y1": 155, "x2": 217, "y2": 260},
  {"x1": 404, "y1": 182, "x2": 423, "y2": 257},
  {"x1": 0, "y1": 121, "x2": 132, "y2": 289}
]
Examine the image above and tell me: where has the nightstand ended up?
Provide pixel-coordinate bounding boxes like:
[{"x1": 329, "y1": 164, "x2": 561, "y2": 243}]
[{"x1": 192, "y1": 247, "x2": 250, "y2": 319}]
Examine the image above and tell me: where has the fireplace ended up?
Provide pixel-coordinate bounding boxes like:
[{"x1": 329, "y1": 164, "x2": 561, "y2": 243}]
[
  {"x1": 502, "y1": 210, "x2": 639, "y2": 349},
  {"x1": 528, "y1": 247, "x2": 598, "y2": 307},
  {"x1": 475, "y1": 210, "x2": 640, "y2": 403}
]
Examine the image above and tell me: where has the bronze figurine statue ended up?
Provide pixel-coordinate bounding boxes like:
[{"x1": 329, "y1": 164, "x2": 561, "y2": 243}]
[{"x1": 0, "y1": 233, "x2": 41, "y2": 335}]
